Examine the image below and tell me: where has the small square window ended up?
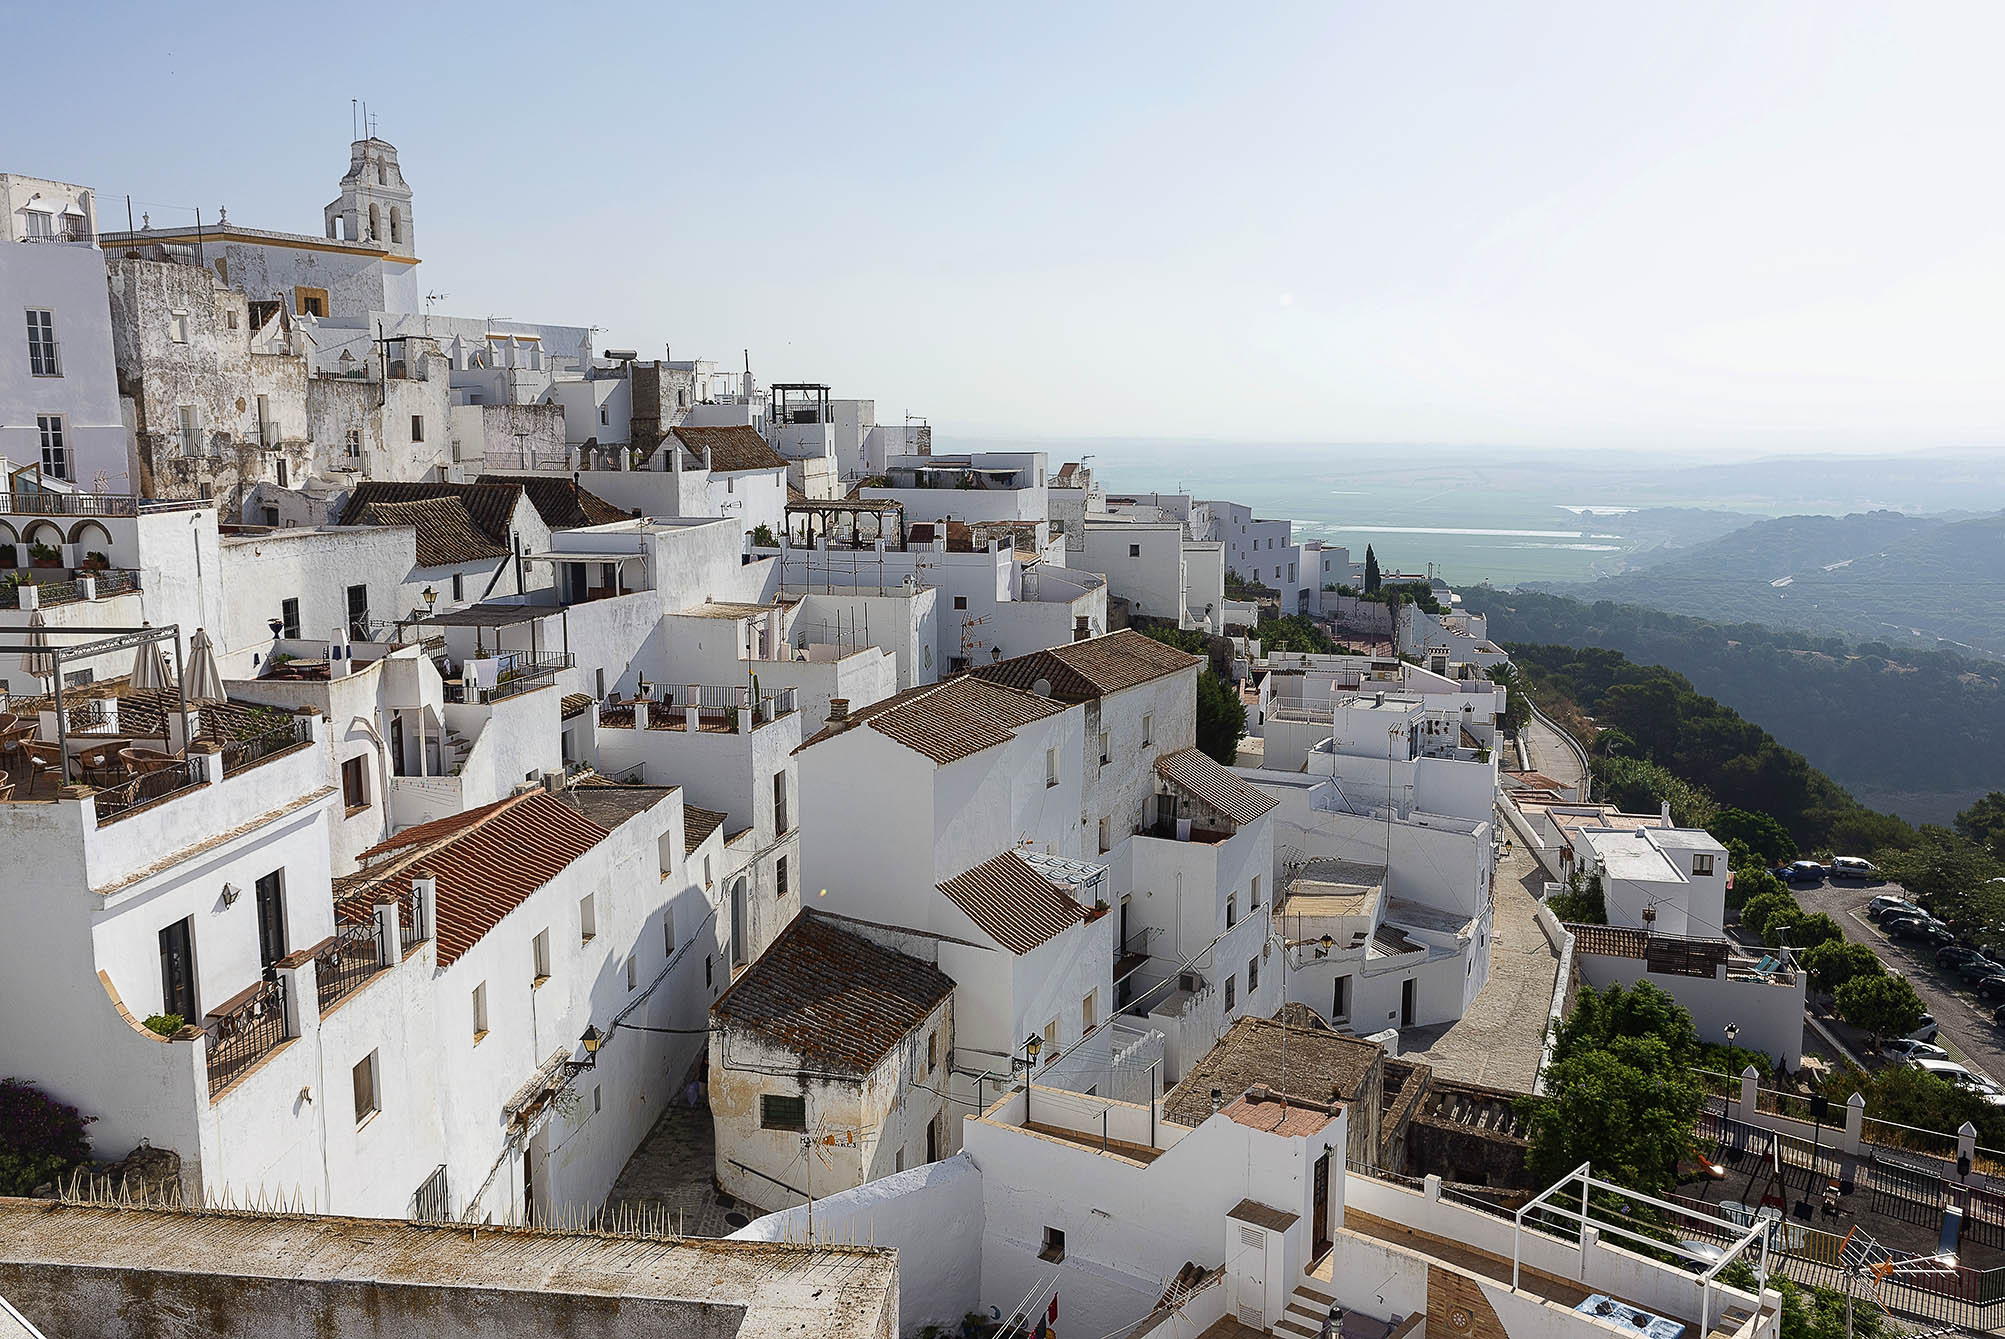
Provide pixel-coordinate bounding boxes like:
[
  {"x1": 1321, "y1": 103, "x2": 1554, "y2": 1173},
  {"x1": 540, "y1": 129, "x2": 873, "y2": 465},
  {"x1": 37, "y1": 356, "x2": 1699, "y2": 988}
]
[
  {"x1": 170, "y1": 312, "x2": 189, "y2": 343},
  {"x1": 225, "y1": 309, "x2": 239, "y2": 330},
  {"x1": 953, "y1": 595, "x2": 968, "y2": 610},
  {"x1": 352, "y1": 1051, "x2": 380, "y2": 1125},
  {"x1": 410, "y1": 415, "x2": 425, "y2": 442},
  {"x1": 761, "y1": 1094, "x2": 806, "y2": 1131},
  {"x1": 1693, "y1": 853, "x2": 1716, "y2": 877},
  {"x1": 1128, "y1": 544, "x2": 1141, "y2": 558},
  {"x1": 1040, "y1": 1226, "x2": 1066, "y2": 1263}
]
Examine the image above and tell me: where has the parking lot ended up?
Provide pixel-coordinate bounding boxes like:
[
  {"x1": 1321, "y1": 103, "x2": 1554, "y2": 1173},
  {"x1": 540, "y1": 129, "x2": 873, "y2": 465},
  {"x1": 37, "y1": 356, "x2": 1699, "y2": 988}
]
[{"x1": 1787, "y1": 874, "x2": 2005, "y2": 1087}]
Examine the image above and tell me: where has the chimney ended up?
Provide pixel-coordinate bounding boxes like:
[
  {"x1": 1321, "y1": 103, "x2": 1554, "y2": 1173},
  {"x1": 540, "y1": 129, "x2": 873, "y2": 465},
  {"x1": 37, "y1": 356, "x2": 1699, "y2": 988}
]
[
  {"x1": 1661, "y1": 799, "x2": 1673, "y2": 826},
  {"x1": 1248, "y1": 1083, "x2": 1272, "y2": 1104},
  {"x1": 1211, "y1": 1088, "x2": 1224, "y2": 1114}
]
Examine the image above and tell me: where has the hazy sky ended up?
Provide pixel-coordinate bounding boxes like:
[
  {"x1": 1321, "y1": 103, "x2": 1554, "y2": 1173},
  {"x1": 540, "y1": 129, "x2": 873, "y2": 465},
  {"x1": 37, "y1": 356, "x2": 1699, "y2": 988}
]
[{"x1": 15, "y1": 2, "x2": 2002, "y2": 453}]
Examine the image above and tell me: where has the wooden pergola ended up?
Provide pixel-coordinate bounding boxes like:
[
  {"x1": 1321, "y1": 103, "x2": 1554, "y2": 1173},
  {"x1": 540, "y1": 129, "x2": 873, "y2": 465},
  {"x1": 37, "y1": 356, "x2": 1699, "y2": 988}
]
[{"x1": 786, "y1": 498, "x2": 906, "y2": 550}]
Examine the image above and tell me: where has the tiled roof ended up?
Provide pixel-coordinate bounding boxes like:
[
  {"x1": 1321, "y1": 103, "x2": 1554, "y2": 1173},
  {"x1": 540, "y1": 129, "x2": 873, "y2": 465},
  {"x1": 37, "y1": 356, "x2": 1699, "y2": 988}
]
[
  {"x1": 344, "y1": 496, "x2": 511, "y2": 567},
  {"x1": 799, "y1": 677, "x2": 1067, "y2": 763},
  {"x1": 560, "y1": 693, "x2": 596, "y2": 720},
  {"x1": 1154, "y1": 749, "x2": 1277, "y2": 826},
  {"x1": 478, "y1": 475, "x2": 634, "y2": 529},
  {"x1": 682, "y1": 805, "x2": 726, "y2": 853},
  {"x1": 672, "y1": 425, "x2": 788, "y2": 474},
  {"x1": 972, "y1": 629, "x2": 1199, "y2": 703},
  {"x1": 552, "y1": 784, "x2": 675, "y2": 831},
  {"x1": 339, "y1": 481, "x2": 522, "y2": 547},
  {"x1": 342, "y1": 792, "x2": 610, "y2": 966},
  {"x1": 1164, "y1": 1016, "x2": 1381, "y2": 1128},
  {"x1": 711, "y1": 914, "x2": 954, "y2": 1075},
  {"x1": 937, "y1": 851, "x2": 1087, "y2": 955}
]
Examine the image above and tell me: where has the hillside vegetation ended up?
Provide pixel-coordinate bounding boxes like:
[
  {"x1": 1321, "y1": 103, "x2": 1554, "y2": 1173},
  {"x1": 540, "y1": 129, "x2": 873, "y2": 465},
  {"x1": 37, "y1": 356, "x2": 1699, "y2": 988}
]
[
  {"x1": 1461, "y1": 588, "x2": 2005, "y2": 824},
  {"x1": 1532, "y1": 510, "x2": 2005, "y2": 659}
]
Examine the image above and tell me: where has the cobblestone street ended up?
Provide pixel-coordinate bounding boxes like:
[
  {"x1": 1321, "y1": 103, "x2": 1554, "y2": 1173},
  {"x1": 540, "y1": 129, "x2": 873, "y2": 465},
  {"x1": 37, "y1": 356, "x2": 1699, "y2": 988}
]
[{"x1": 605, "y1": 1103, "x2": 754, "y2": 1239}]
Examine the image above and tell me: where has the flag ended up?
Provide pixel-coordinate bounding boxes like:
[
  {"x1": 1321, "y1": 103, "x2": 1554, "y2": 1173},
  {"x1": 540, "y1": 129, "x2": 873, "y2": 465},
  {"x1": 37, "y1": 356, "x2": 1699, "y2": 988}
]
[{"x1": 1049, "y1": 1295, "x2": 1059, "y2": 1326}]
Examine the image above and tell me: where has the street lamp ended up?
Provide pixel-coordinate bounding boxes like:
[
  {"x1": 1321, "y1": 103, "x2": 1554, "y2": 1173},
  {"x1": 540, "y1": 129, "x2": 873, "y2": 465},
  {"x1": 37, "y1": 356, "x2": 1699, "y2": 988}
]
[
  {"x1": 1724, "y1": 1022, "x2": 1739, "y2": 1046},
  {"x1": 422, "y1": 585, "x2": 438, "y2": 610}
]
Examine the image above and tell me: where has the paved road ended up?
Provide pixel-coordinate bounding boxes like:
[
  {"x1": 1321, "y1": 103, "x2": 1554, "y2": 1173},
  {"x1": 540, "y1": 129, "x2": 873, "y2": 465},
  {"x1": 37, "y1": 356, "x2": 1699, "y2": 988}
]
[
  {"x1": 1790, "y1": 876, "x2": 2005, "y2": 1086},
  {"x1": 1522, "y1": 714, "x2": 1588, "y2": 797}
]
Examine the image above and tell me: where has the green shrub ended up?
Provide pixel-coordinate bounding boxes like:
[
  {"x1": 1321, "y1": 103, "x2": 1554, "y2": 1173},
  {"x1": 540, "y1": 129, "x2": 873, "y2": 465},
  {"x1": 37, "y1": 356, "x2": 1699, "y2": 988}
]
[
  {"x1": 0, "y1": 1078, "x2": 93, "y2": 1196},
  {"x1": 143, "y1": 1014, "x2": 184, "y2": 1036}
]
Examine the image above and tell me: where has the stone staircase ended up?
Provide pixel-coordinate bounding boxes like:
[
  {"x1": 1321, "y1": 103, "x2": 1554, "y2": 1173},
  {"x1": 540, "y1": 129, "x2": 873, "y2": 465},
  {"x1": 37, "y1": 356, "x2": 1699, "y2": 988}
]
[{"x1": 1272, "y1": 1277, "x2": 1337, "y2": 1338}]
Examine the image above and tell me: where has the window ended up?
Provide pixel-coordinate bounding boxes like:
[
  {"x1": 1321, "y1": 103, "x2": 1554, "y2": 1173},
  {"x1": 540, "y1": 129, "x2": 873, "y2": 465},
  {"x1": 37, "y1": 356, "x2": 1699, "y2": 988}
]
[
  {"x1": 344, "y1": 428, "x2": 361, "y2": 458},
  {"x1": 22, "y1": 210, "x2": 51, "y2": 239},
  {"x1": 37, "y1": 415, "x2": 66, "y2": 480},
  {"x1": 177, "y1": 405, "x2": 200, "y2": 455},
  {"x1": 25, "y1": 310, "x2": 59, "y2": 376},
  {"x1": 625, "y1": 955, "x2": 637, "y2": 991},
  {"x1": 926, "y1": 1030, "x2": 937, "y2": 1074},
  {"x1": 294, "y1": 287, "x2": 329, "y2": 318},
  {"x1": 578, "y1": 892, "x2": 596, "y2": 943},
  {"x1": 1040, "y1": 1226, "x2": 1066, "y2": 1263},
  {"x1": 254, "y1": 871, "x2": 288, "y2": 971},
  {"x1": 169, "y1": 311, "x2": 189, "y2": 344},
  {"x1": 158, "y1": 917, "x2": 197, "y2": 1021},
  {"x1": 471, "y1": 983, "x2": 488, "y2": 1041},
  {"x1": 1042, "y1": 1018, "x2": 1059, "y2": 1060},
  {"x1": 275, "y1": 459, "x2": 288, "y2": 488},
  {"x1": 952, "y1": 595, "x2": 968, "y2": 610},
  {"x1": 410, "y1": 415, "x2": 424, "y2": 442},
  {"x1": 1082, "y1": 990, "x2": 1097, "y2": 1032},
  {"x1": 1250, "y1": 875, "x2": 1262, "y2": 909},
  {"x1": 663, "y1": 907, "x2": 676, "y2": 957},
  {"x1": 705, "y1": 954, "x2": 714, "y2": 989},
  {"x1": 1226, "y1": 893, "x2": 1237, "y2": 928},
  {"x1": 346, "y1": 583, "x2": 369, "y2": 638},
  {"x1": 703, "y1": 854, "x2": 713, "y2": 887},
  {"x1": 1693, "y1": 853, "x2": 1716, "y2": 877},
  {"x1": 1098, "y1": 730, "x2": 1111, "y2": 765},
  {"x1": 1098, "y1": 816, "x2": 1112, "y2": 853},
  {"x1": 600, "y1": 407, "x2": 609, "y2": 425},
  {"x1": 761, "y1": 1094, "x2": 807, "y2": 1131},
  {"x1": 773, "y1": 773, "x2": 789, "y2": 834},
  {"x1": 532, "y1": 929, "x2": 551, "y2": 984},
  {"x1": 1141, "y1": 713, "x2": 1153, "y2": 746},
  {"x1": 279, "y1": 597, "x2": 300, "y2": 639},
  {"x1": 1045, "y1": 747, "x2": 1059, "y2": 788},
  {"x1": 1129, "y1": 543, "x2": 1141, "y2": 558},
  {"x1": 776, "y1": 855, "x2": 789, "y2": 899},
  {"x1": 225, "y1": 309, "x2": 238, "y2": 331},
  {"x1": 1248, "y1": 956, "x2": 1259, "y2": 992},
  {"x1": 1225, "y1": 975, "x2": 1236, "y2": 1011},
  {"x1": 451, "y1": 572, "x2": 464, "y2": 601},
  {"x1": 352, "y1": 1052, "x2": 380, "y2": 1124}
]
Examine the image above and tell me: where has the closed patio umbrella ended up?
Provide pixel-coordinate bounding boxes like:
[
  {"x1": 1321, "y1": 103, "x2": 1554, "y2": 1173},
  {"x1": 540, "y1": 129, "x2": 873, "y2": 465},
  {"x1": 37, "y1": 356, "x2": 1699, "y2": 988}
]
[
  {"x1": 184, "y1": 628, "x2": 226, "y2": 705},
  {"x1": 129, "y1": 627, "x2": 170, "y2": 691},
  {"x1": 21, "y1": 610, "x2": 54, "y2": 683}
]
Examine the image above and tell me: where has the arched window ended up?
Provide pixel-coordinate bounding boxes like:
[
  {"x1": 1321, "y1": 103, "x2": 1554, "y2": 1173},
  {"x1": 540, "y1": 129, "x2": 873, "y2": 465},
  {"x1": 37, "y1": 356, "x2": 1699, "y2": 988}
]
[
  {"x1": 389, "y1": 207, "x2": 401, "y2": 244},
  {"x1": 367, "y1": 204, "x2": 380, "y2": 240},
  {"x1": 376, "y1": 163, "x2": 385, "y2": 185}
]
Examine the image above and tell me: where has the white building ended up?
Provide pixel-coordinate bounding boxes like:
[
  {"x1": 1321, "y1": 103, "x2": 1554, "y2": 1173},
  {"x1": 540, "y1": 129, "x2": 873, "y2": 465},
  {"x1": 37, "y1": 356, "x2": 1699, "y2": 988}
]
[
  {"x1": 709, "y1": 912, "x2": 956, "y2": 1212},
  {"x1": 1, "y1": 174, "x2": 127, "y2": 491},
  {"x1": 1076, "y1": 517, "x2": 1224, "y2": 632},
  {"x1": 1559, "y1": 808, "x2": 1730, "y2": 941},
  {"x1": 1203, "y1": 501, "x2": 1303, "y2": 613}
]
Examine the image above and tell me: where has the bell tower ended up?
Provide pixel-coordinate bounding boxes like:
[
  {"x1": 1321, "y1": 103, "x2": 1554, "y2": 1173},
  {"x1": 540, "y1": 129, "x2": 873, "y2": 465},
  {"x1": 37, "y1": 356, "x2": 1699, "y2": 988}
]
[{"x1": 323, "y1": 138, "x2": 415, "y2": 257}]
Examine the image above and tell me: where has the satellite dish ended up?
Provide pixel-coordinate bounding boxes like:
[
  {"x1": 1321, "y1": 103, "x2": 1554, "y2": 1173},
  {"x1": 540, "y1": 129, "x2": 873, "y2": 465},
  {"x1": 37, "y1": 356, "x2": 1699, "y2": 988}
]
[{"x1": 1032, "y1": 678, "x2": 1052, "y2": 698}]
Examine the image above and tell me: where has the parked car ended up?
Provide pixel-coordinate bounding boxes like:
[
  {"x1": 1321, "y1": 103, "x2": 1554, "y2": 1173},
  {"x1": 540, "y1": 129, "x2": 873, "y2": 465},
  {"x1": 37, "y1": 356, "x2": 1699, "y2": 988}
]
[
  {"x1": 1870, "y1": 895, "x2": 1923, "y2": 921},
  {"x1": 1782, "y1": 860, "x2": 1827, "y2": 884},
  {"x1": 1883, "y1": 914, "x2": 1930, "y2": 937},
  {"x1": 1886, "y1": 1037, "x2": 1951, "y2": 1063},
  {"x1": 1915, "y1": 1057, "x2": 1978, "y2": 1085},
  {"x1": 1831, "y1": 857, "x2": 1880, "y2": 881},
  {"x1": 1977, "y1": 975, "x2": 2005, "y2": 1003},
  {"x1": 1938, "y1": 944, "x2": 1987, "y2": 969},
  {"x1": 1906, "y1": 1014, "x2": 1940, "y2": 1043},
  {"x1": 1992, "y1": 1003, "x2": 2005, "y2": 1027},
  {"x1": 1958, "y1": 957, "x2": 2005, "y2": 983}
]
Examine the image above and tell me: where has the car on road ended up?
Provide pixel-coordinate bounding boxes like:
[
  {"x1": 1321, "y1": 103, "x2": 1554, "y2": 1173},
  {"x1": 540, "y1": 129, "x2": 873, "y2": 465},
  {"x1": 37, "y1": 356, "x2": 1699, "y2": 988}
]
[
  {"x1": 1938, "y1": 945, "x2": 1988, "y2": 969},
  {"x1": 1870, "y1": 895, "x2": 1924, "y2": 921},
  {"x1": 1831, "y1": 856, "x2": 1880, "y2": 881},
  {"x1": 1978, "y1": 976, "x2": 2005, "y2": 1003},
  {"x1": 1886, "y1": 1037, "x2": 1951, "y2": 1063},
  {"x1": 1782, "y1": 860, "x2": 1827, "y2": 884}
]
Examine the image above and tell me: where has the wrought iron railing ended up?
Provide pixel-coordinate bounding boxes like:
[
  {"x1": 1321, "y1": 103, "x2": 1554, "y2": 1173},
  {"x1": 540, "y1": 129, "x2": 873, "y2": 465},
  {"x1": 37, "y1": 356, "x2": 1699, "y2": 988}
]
[
  {"x1": 397, "y1": 886, "x2": 426, "y2": 947},
  {"x1": 32, "y1": 579, "x2": 80, "y2": 607},
  {"x1": 445, "y1": 651, "x2": 573, "y2": 704},
  {"x1": 95, "y1": 759, "x2": 204, "y2": 823},
  {"x1": 2, "y1": 490, "x2": 139, "y2": 517},
  {"x1": 93, "y1": 568, "x2": 140, "y2": 595},
  {"x1": 220, "y1": 716, "x2": 312, "y2": 775},
  {"x1": 205, "y1": 976, "x2": 289, "y2": 1094},
  {"x1": 315, "y1": 922, "x2": 384, "y2": 1013}
]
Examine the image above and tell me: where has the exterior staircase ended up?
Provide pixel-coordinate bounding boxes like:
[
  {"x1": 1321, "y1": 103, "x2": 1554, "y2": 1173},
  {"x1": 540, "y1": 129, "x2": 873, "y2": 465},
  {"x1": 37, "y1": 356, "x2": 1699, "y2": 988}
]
[{"x1": 1273, "y1": 1277, "x2": 1337, "y2": 1338}]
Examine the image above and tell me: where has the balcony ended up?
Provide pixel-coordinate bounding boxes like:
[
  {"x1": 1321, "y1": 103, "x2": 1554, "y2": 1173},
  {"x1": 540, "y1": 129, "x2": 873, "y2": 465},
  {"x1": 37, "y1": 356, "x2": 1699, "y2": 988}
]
[
  {"x1": 203, "y1": 976, "x2": 289, "y2": 1096},
  {"x1": 599, "y1": 684, "x2": 799, "y2": 734},
  {"x1": 440, "y1": 650, "x2": 573, "y2": 704}
]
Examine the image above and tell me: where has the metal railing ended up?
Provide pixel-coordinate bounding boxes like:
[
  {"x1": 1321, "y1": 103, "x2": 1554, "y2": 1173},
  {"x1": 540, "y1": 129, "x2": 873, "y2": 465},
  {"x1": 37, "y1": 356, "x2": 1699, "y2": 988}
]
[
  {"x1": 220, "y1": 716, "x2": 312, "y2": 775},
  {"x1": 397, "y1": 886, "x2": 426, "y2": 947},
  {"x1": 31, "y1": 580, "x2": 80, "y2": 607},
  {"x1": 445, "y1": 651, "x2": 573, "y2": 704},
  {"x1": 95, "y1": 759, "x2": 204, "y2": 823},
  {"x1": 3, "y1": 490, "x2": 138, "y2": 517},
  {"x1": 315, "y1": 921, "x2": 384, "y2": 1013},
  {"x1": 204, "y1": 976, "x2": 289, "y2": 1094},
  {"x1": 94, "y1": 569, "x2": 139, "y2": 596}
]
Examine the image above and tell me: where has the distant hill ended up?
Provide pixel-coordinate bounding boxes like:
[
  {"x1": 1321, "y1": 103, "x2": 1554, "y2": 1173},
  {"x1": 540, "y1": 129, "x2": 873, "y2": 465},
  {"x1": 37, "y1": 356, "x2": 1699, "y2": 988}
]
[
  {"x1": 1530, "y1": 510, "x2": 2005, "y2": 658},
  {"x1": 1458, "y1": 588, "x2": 2005, "y2": 825}
]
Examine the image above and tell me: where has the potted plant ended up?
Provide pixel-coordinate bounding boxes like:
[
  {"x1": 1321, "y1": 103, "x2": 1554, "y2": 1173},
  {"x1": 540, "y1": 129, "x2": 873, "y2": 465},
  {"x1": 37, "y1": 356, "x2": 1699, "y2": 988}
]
[
  {"x1": 81, "y1": 550, "x2": 110, "y2": 572},
  {"x1": 27, "y1": 543, "x2": 61, "y2": 569}
]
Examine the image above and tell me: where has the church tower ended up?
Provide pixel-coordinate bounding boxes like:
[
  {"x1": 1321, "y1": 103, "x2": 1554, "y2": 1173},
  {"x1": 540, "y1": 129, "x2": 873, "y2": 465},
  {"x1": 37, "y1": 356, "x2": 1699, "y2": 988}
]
[{"x1": 323, "y1": 138, "x2": 415, "y2": 257}]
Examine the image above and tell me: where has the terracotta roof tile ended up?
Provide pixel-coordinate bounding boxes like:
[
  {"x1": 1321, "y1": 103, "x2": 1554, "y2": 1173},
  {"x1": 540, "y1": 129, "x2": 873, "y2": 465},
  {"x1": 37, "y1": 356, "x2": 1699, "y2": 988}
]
[
  {"x1": 682, "y1": 805, "x2": 726, "y2": 853},
  {"x1": 560, "y1": 692, "x2": 596, "y2": 720},
  {"x1": 343, "y1": 496, "x2": 511, "y2": 567},
  {"x1": 341, "y1": 792, "x2": 610, "y2": 966},
  {"x1": 799, "y1": 676, "x2": 1068, "y2": 763},
  {"x1": 937, "y1": 850, "x2": 1087, "y2": 954},
  {"x1": 972, "y1": 629, "x2": 1199, "y2": 703},
  {"x1": 710, "y1": 914, "x2": 954, "y2": 1074},
  {"x1": 671, "y1": 425, "x2": 788, "y2": 474},
  {"x1": 339, "y1": 482, "x2": 522, "y2": 547},
  {"x1": 478, "y1": 475, "x2": 634, "y2": 529},
  {"x1": 1154, "y1": 748, "x2": 1277, "y2": 826}
]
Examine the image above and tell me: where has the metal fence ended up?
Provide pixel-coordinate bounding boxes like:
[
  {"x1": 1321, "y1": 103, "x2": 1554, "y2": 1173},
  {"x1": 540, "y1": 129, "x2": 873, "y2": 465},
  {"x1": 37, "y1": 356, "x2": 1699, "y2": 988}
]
[
  {"x1": 315, "y1": 922, "x2": 384, "y2": 1014},
  {"x1": 221, "y1": 716, "x2": 312, "y2": 774},
  {"x1": 1, "y1": 490, "x2": 140, "y2": 518},
  {"x1": 95, "y1": 759, "x2": 204, "y2": 823},
  {"x1": 94, "y1": 569, "x2": 140, "y2": 596},
  {"x1": 205, "y1": 976, "x2": 289, "y2": 1094}
]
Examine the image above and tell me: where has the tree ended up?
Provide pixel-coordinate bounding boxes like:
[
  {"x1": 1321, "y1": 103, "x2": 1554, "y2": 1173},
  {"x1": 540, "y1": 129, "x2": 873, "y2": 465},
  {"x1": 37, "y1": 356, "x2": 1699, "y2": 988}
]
[
  {"x1": 1485, "y1": 661, "x2": 1532, "y2": 733},
  {"x1": 1710, "y1": 808, "x2": 1797, "y2": 868},
  {"x1": 1956, "y1": 791, "x2": 2005, "y2": 861},
  {"x1": 749, "y1": 523, "x2": 776, "y2": 548},
  {"x1": 1773, "y1": 911, "x2": 1842, "y2": 951},
  {"x1": 1518, "y1": 1038, "x2": 1702, "y2": 1196},
  {"x1": 1194, "y1": 667, "x2": 1246, "y2": 767},
  {"x1": 1363, "y1": 545, "x2": 1381, "y2": 595},
  {"x1": 1737, "y1": 890, "x2": 1801, "y2": 941},
  {"x1": 1801, "y1": 940, "x2": 1882, "y2": 995},
  {"x1": 1727, "y1": 860, "x2": 1785, "y2": 912},
  {"x1": 0, "y1": 1079, "x2": 92, "y2": 1196},
  {"x1": 1591, "y1": 755, "x2": 1718, "y2": 829},
  {"x1": 1825, "y1": 1060, "x2": 2005, "y2": 1149},
  {"x1": 1547, "y1": 870, "x2": 1606, "y2": 925},
  {"x1": 1834, "y1": 974, "x2": 1925, "y2": 1048},
  {"x1": 1552, "y1": 981, "x2": 1698, "y2": 1068}
]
